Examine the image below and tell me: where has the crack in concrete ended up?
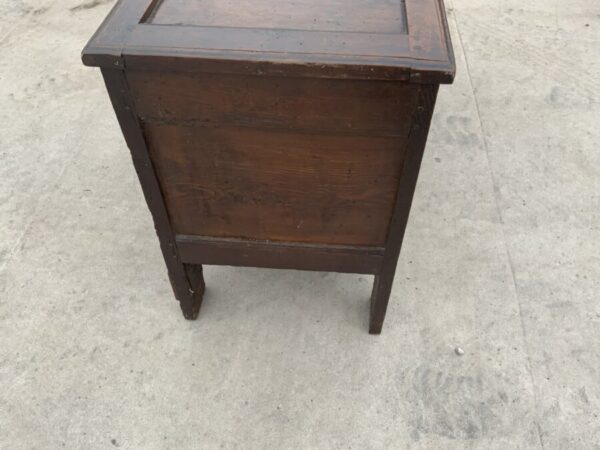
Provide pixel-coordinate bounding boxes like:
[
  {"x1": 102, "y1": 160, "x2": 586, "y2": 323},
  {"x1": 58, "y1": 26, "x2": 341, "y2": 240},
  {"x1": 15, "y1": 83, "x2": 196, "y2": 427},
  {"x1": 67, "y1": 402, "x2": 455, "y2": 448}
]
[{"x1": 70, "y1": 0, "x2": 113, "y2": 13}]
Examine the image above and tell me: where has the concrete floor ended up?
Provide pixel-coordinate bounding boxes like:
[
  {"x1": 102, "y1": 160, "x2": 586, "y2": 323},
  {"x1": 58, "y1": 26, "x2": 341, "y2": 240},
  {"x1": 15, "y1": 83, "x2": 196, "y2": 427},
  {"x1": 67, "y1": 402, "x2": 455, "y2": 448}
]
[{"x1": 1, "y1": 0, "x2": 599, "y2": 448}]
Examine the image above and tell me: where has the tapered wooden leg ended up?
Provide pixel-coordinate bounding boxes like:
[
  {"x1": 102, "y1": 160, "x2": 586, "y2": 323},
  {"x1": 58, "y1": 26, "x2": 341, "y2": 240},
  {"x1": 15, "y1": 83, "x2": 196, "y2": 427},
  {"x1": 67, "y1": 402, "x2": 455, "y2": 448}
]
[
  {"x1": 369, "y1": 269, "x2": 397, "y2": 334},
  {"x1": 102, "y1": 69, "x2": 206, "y2": 320},
  {"x1": 368, "y1": 84, "x2": 439, "y2": 335},
  {"x1": 171, "y1": 264, "x2": 205, "y2": 320}
]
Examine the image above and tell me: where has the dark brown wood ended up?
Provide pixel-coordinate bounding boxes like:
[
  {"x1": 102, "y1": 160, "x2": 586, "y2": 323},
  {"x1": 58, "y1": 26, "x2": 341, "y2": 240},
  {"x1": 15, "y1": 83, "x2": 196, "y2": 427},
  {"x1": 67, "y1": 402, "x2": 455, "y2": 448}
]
[
  {"x1": 127, "y1": 71, "x2": 419, "y2": 247},
  {"x1": 84, "y1": 0, "x2": 454, "y2": 333},
  {"x1": 177, "y1": 236, "x2": 384, "y2": 274},
  {"x1": 101, "y1": 68, "x2": 205, "y2": 319},
  {"x1": 82, "y1": 0, "x2": 455, "y2": 83},
  {"x1": 145, "y1": 124, "x2": 407, "y2": 246},
  {"x1": 127, "y1": 70, "x2": 417, "y2": 137},
  {"x1": 147, "y1": 0, "x2": 408, "y2": 34},
  {"x1": 369, "y1": 84, "x2": 439, "y2": 334}
]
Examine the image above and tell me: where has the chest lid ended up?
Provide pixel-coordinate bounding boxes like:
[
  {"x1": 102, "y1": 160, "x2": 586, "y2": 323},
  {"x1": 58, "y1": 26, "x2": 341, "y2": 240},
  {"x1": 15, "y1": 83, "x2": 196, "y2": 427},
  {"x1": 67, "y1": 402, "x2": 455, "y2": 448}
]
[{"x1": 82, "y1": 0, "x2": 454, "y2": 83}]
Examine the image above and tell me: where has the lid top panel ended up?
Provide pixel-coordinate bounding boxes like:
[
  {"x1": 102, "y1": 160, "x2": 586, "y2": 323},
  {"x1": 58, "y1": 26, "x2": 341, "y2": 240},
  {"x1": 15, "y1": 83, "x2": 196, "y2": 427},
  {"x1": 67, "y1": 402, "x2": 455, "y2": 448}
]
[
  {"x1": 82, "y1": 0, "x2": 454, "y2": 82},
  {"x1": 148, "y1": 0, "x2": 408, "y2": 35}
]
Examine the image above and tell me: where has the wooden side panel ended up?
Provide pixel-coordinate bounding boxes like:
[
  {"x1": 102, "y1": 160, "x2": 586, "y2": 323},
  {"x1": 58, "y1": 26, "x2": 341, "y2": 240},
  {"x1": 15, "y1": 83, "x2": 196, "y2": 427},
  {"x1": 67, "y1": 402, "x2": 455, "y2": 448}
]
[
  {"x1": 127, "y1": 71, "x2": 419, "y2": 246},
  {"x1": 127, "y1": 71, "x2": 416, "y2": 137},
  {"x1": 144, "y1": 124, "x2": 408, "y2": 246}
]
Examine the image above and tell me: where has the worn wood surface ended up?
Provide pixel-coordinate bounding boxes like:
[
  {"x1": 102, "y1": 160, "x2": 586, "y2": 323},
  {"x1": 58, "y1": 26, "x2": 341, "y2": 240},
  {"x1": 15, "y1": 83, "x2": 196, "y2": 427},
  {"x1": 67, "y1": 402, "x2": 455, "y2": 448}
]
[
  {"x1": 82, "y1": 0, "x2": 455, "y2": 83},
  {"x1": 147, "y1": 0, "x2": 408, "y2": 34},
  {"x1": 369, "y1": 84, "x2": 439, "y2": 334},
  {"x1": 127, "y1": 70, "x2": 419, "y2": 246},
  {"x1": 101, "y1": 68, "x2": 205, "y2": 320},
  {"x1": 177, "y1": 236, "x2": 384, "y2": 274},
  {"x1": 84, "y1": 0, "x2": 453, "y2": 332},
  {"x1": 127, "y1": 71, "x2": 417, "y2": 137},
  {"x1": 145, "y1": 123, "x2": 407, "y2": 246}
]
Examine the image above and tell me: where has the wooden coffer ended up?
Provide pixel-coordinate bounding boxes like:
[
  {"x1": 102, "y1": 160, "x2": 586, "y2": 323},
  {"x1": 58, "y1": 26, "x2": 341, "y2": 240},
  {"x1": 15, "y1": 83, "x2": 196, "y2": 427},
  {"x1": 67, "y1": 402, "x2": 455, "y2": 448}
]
[{"x1": 82, "y1": 0, "x2": 455, "y2": 333}]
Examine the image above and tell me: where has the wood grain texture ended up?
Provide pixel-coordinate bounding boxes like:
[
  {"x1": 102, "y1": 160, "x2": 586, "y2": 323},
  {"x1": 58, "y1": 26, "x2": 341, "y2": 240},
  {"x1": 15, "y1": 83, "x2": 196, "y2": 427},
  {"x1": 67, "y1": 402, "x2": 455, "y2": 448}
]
[
  {"x1": 84, "y1": 0, "x2": 453, "y2": 331},
  {"x1": 81, "y1": 0, "x2": 455, "y2": 83},
  {"x1": 128, "y1": 70, "x2": 419, "y2": 246},
  {"x1": 127, "y1": 70, "x2": 417, "y2": 136},
  {"x1": 148, "y1": 0, "x2": 407, "y2": 34},
  {"x1": 369, "y1": 84, "x2": 439, "y2": 334},
  {"x1": 144, "y1": 123, "x2": 410, "y2": 246},
  {"x1": 177, "y1": 236, "x2": 384, "y2": 274},
  {"x1": 101, "y1": 68, "x2": 205, "y2": 319}
]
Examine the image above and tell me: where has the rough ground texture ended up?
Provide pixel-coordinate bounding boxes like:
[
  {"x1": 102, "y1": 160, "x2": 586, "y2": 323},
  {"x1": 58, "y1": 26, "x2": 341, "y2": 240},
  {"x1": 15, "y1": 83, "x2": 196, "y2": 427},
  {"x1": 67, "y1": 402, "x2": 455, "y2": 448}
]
[{"x1": 1, "y1": 0, "x2": 599, "y2": 448}]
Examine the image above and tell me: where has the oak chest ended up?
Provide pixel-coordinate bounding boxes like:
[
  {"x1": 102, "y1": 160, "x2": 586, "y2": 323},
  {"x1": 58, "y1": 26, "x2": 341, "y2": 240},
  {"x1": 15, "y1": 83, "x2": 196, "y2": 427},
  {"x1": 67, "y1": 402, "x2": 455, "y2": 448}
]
[{"x1": 82, "y1": 0, "x2": 455, "y2": 333}]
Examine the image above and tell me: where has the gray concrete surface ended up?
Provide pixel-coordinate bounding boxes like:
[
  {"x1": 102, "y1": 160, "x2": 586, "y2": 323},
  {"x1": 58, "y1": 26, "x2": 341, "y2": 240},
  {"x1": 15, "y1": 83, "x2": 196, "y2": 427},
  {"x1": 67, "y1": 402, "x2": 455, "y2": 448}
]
[{"x1": 1, "y1": 0, "x2": 599, "y2": 448}]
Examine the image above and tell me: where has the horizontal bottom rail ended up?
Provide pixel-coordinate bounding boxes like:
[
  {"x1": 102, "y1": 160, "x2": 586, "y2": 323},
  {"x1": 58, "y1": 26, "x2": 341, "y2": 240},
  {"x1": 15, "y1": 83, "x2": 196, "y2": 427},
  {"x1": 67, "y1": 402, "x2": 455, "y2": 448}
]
[{"x1": 176, "y1": 235, "x2": 384, "y2": 274}]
